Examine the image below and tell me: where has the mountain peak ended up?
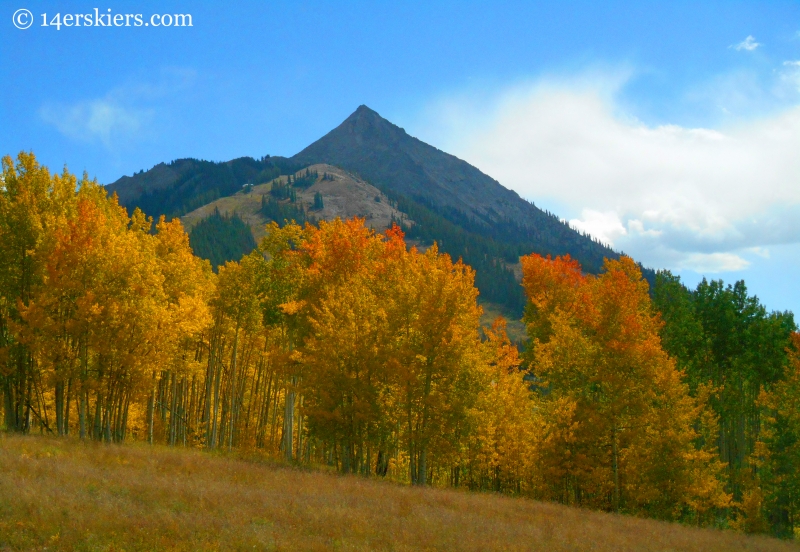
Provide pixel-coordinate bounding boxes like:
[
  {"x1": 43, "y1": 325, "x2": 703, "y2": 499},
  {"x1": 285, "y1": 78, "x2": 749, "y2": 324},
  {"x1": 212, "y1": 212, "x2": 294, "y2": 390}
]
[
  {"x1": 291, "y1": 105, "x2": 520, "y2": 222},
  {"x1": 354, "y1": 104, "x2": 379, "y2": 116},
  {"x1": 339, "y1": 105, "x2": 402, "y2": 137}
]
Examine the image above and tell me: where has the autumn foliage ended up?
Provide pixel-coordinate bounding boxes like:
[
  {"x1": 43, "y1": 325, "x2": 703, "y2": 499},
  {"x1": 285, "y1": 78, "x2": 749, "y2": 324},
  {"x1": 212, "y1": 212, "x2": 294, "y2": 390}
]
[
  {"x1": 1, "y1": 152, "x2": 798, "y2": 537},
  {"x1": 521, "y1": 253, "x2": 730, "y2": 521}
]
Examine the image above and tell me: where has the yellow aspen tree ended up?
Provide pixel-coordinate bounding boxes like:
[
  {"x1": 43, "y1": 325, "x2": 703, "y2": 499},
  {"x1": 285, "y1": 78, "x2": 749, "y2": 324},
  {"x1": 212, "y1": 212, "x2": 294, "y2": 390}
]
[
  {"x1": 150, "y1": 216, "x2": 214, "y2": 446},
  {"x1": 388, "y1": 242, "x2": 482, "y2": 486},
  {"x1": 464, "y1": 318, "x2": 540, "y2": 493},
  {"x1": 300, "y1": 219, "x2": 391, "y2": 473},
  {"x1": 0, "y1": 153, "x2": 61, "y2": 433}
]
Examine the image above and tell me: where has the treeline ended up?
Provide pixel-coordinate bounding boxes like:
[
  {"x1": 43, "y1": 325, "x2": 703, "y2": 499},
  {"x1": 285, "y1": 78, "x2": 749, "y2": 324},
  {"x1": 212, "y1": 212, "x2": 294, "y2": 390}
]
[
  {"x1": 121, "y1": 155, "x2": 649, "y2": 317},
  {"x1": 3, "y1": 153, "x2": 800, "y2": 537},
  {"x1": 129, "y1": 156, "x2": 302, "y2": 220}
]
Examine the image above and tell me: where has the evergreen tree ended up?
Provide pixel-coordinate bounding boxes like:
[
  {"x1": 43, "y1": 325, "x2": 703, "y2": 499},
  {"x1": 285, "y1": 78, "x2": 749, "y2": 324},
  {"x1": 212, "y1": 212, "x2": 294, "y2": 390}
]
[{"x1": 188, "y1": 208, "x2": 257, "y2": 270}]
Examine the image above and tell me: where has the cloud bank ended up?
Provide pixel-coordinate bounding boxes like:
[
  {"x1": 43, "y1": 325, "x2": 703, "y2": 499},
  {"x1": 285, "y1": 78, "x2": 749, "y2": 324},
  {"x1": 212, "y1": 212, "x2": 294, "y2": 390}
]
[{"x1": 421, "y1": 75, "x2": 800, "y2": 274}]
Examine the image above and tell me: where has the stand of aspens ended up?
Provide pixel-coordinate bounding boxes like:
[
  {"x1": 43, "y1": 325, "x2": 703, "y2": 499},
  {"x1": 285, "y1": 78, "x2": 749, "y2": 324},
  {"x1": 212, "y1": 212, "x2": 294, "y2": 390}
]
[{"x1": 2, "y1": 152, "x2": 799, "y2": 537}]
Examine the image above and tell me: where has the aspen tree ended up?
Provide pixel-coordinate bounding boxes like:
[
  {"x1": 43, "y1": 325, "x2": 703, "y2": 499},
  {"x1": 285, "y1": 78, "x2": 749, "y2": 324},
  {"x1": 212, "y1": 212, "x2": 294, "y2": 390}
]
[{"x1": 522, "y1": 254, "x2": 729, "y2": 519}]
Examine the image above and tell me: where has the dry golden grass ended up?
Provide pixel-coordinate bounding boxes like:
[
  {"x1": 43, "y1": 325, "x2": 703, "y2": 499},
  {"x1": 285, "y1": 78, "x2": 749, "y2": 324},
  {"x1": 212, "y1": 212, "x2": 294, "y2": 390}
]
[
  {"x1": 0, "y1": 435, "x2": 796, "y2": 551},
  {"x1": 179, "y1": 164, "x2": 403, "y2": 243}
]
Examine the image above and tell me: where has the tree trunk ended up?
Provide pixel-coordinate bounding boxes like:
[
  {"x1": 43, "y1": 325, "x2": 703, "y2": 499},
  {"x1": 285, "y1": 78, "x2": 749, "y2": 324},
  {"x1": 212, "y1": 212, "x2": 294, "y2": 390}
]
[
  {"x1": 228, "y1": 328, "x2": 239, "y2": 450},
  {"x1": 284, "y1": 379, "x2": 294, "y2": 462},
  {"x1": 418, "y1": 447, "x2": 428, "y2": 487},
  {"x1": 612, "y1": 422, "x2": 620, "y2": 513},
  {"x1": 93, "y1": 391, "x2": 102, "y2": 441},
  {"x1": 64, "y1": 378, "x2": 72, "y2": 436},
  {"x1": 203, "y1": 339, "x2": 216, "y2": 447},
  {"x1": 211, "y1": 358, "x2": 222, "y2": 449},
  {"x1": 55, "y1": 379, "x2": 65, "y2": 436},
  {"x1": 147, "y1": 377, "x2": 155, "y2": 445},
  {"x1": 3, "y1": 379, "x2": 15, "y2": 432},
  {"x1": 79, "y1": 389, "x2": 87, "y2": 440},
  {"x1": 169, "y1": 372, "x2": 178, "y2": 446}
]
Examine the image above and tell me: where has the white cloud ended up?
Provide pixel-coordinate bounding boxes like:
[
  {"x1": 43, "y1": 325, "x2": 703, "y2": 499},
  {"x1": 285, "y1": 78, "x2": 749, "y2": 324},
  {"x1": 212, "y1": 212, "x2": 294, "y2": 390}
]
[
  {"x1": 417, "y1": 73, "x2": 800, "y2": 275},
  {"x1": 568, "y1": 209, "x2": 626, "y2": 246},
  {"x1": 733, "y1": 35, "x2": 760, "y2": 51},
  {"x1": 746, "y1": 246, "x2": 770, "y2": 259},
  {"x1": 40, "y1": 99, "x2": 151, "y2": 148},
  {"x1": 781, "y1": 61, "x2": 800, "y2": 94},
  {"x1": 678, "y1": 253, "x2": 750, "y2": 273},
  {"x1": 39, "y1": 68, "x2": 195, "y2": 149}
]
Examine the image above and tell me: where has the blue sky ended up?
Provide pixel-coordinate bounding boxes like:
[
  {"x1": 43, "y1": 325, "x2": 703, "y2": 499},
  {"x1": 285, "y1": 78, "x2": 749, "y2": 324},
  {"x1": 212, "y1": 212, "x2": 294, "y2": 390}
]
[{"x1": 2, "y1": 1, "x2": 799, "y2": 315}]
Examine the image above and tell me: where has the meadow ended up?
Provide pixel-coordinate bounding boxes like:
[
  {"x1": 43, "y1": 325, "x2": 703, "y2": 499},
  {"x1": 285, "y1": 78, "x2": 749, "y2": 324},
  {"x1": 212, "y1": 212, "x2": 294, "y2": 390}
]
[{"x1": 0, "y1": 434, "x2": 796, "y2": 552}]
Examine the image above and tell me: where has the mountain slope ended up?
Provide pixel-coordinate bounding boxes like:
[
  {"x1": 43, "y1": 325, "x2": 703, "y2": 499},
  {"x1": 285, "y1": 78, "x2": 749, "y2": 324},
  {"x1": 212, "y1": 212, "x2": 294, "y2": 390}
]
[
  {"x1": 292, "y1": 105, "x2": 540, "y2": 228},
  {"x1": 290, "y1": 106, "x2": 621, "y2": 275}
]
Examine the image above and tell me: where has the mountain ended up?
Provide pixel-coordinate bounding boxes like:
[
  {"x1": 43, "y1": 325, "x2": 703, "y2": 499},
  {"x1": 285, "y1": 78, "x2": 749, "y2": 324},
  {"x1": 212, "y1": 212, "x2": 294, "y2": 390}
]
[
  {"x1": 293, "y1": 105, "x2": 541, "y2": 229},
  {"x1": 289, "y1": 106, "x2": 622, "y2": 273},
  {"x1": 106, "y1": 105, "x2": 650, "y2": 318}
]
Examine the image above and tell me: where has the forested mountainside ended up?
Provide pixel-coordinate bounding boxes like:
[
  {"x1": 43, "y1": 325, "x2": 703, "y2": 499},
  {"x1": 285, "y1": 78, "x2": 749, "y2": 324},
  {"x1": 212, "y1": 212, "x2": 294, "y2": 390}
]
[
  {"x1": 106, "y1": 155, "x2": 302, "y2": 221},
  {"x1": 106, "y1": 106, "x2": 652, "y2": 315},
  {"x1": 187, "y1": 209, "x2": 257, "y2": 270},
  {"x1": 178, "y1": 164, "x2": 407, "y2": 269}
]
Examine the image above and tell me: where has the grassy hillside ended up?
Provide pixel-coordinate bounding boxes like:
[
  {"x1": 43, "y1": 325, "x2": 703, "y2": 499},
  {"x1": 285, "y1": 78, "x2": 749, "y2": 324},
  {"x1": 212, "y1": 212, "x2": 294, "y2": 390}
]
[
  {"x1": 0, "y1": 435, "x2": 795, "y2": 552},
  {"x1": 181, "y1": 164, "x2": 406, "y2": 240}
]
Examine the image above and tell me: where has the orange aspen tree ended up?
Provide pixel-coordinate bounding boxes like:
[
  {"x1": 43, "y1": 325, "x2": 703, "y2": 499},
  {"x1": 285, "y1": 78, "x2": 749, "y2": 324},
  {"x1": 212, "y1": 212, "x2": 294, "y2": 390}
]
[{"x1": 522, "y1": 253, "x2": 729, "y2": 520}]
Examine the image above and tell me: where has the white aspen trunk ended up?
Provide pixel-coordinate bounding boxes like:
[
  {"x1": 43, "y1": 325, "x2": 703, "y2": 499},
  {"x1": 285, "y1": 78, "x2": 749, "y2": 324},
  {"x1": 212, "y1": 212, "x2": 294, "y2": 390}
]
[
  {"x1": 228, "y1": 328, "x2": 239, "y2": 451},
  {"x1": 211, "y1": 359, "x2": 222, "y2": 449},
  {"x1": 64, "y1": 378, "x2": 72, "y2": 436},
  {"x1": 79, "y1": 389, "x2": 87, "y2": 440},
  {"x1": 203, "y1": 338, "x2": 215, "y2": 447},
  {"x1": 147, "y1": 375, "x2": 155, "y2": 445},
  {"x1": 284, "y1": 380, "x2": 294, "y2": 461}
]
